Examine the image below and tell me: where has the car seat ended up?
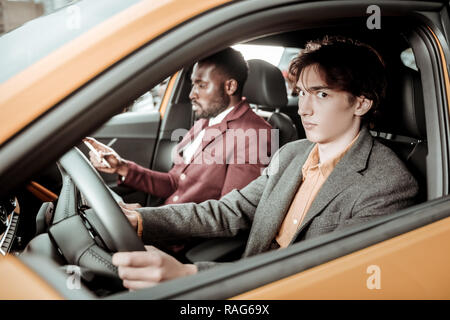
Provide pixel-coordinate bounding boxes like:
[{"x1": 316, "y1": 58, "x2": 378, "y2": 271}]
[
  {"x1": 243, "y1": 59, "x2": 298, "y2": 146},
  {"x1": 371, "y1": 65, "x2": 427, "y2": 202}
]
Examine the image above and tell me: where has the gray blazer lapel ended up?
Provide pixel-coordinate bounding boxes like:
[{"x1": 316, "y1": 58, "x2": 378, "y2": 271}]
[
  {"x1": 291, "y1": 127, "x2": 374, "y2": 243},
  {"x1": 244, "y1": 142, "x2": 314, "y2": 256}
]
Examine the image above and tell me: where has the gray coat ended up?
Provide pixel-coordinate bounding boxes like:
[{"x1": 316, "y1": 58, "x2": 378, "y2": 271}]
[{"x1": 138, "y1": 126, "x2": 419, "y2": 270}]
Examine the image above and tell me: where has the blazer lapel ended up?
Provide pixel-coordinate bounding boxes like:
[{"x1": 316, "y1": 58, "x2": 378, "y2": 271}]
[
  {"x1": 244, "y1": 126, "x2": 374, "y2": 256},
  {"x1": 244, "y1": 142, "x2": 315, "y2": 256},
  {"x1": 291, "y1": 126, "x2": 374, "y2": 242},
  {"x1": 190, "y1": 99, "x2": 250, "y2": 165},
  {"x1": 176, "y1": 119, "x2": 208, "y2": 172},
  {"x1": 191, "y1": 123, "x2": 227, "y2": 162}
]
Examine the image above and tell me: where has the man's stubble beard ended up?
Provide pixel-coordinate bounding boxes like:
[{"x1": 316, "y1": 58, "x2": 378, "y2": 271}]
[{"x1": 194, "y1": 87, "x2": 230, "y2": 120}]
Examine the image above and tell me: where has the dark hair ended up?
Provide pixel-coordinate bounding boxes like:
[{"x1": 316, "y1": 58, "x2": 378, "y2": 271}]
[
  {"x1": 198, "y1": 47, "x2": 249, "y2": 96},
  {"x1": 289, "y1": 36, "x2": 387, "y2": 126}
]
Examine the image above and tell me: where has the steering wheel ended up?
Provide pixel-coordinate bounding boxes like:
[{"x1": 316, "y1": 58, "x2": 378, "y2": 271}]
[{"x1": 48, "y1": 147, "x2": 145, "y2": 277}]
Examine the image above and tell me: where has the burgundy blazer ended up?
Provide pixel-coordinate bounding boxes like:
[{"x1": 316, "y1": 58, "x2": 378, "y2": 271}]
[{"x1": 120, "y1": 100, "x2": 274, "y2": 205}]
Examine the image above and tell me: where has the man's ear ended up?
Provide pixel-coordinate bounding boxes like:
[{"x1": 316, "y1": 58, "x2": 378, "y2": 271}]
[
  {"x1": 354, "y1": 96, "x2": 373, "y2": 116},
  {"x1": 224, "y1": 79, "x2": 238, "y2": 96}
]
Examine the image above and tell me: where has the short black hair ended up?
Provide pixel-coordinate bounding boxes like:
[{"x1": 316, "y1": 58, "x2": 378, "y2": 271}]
[
  {"x1": 289, "y1": 36, "x2": 387, "y2": 126},
  {"x1": 198, "y1": 47, "x2": 249, "y2": 97}
]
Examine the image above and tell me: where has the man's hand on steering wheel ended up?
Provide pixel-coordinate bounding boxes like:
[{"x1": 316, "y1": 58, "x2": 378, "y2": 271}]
[
  {"x1": 112, "y1": 246, "x2": 198, "y2": 290},
  {"x1": 118, "y1": 202, "x2": 143, "y2": 238}
]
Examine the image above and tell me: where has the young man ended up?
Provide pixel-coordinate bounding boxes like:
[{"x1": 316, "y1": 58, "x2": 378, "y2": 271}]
[
  {"x1": 86, "y1": 48, "x2": 273, "y2": 207},
  {"x1": 111, "y1": 37, "x2": 419, "y2": 290}
]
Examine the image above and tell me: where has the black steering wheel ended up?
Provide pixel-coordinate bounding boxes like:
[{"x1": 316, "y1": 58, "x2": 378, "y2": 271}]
[{"x1": 48, "y1": 147, "x2": 145, "y2": 277}]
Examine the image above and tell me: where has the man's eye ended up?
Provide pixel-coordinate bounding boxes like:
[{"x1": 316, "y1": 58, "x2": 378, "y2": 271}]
[
  {"x1": 317, "y1": 92, "x2": 328, "y2": 98},
  {"x1": 298, "y1": 90, "x2": 306, "y2": 97}
]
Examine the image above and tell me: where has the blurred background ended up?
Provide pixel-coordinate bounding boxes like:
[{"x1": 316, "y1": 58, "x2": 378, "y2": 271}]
[{"x1": 0, "y1": 0, "x2": 76, "y2": 35}]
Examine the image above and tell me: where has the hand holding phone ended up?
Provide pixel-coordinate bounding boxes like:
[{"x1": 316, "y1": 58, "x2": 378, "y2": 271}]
[{"x1": 83, "y1": 140, "x2": 112, "y2": 168}]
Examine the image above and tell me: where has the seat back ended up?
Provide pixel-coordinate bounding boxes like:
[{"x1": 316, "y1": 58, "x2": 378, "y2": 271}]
[
  {"x1": 371, "y1": 66, "x2": 427, "y2": 201},
  {"x1": 243, "y1": 59, "x2": 298, "y2": 146}
]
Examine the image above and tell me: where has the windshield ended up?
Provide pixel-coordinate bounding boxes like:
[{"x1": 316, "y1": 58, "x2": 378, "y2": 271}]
[{"x1": 0, "y1": 0, "x2": 143, "y2": 84}]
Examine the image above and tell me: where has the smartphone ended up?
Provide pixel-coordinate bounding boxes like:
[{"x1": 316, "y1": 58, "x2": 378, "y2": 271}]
[{"x1": 83, "y1": 140, "x2": 112, "y2": 168}]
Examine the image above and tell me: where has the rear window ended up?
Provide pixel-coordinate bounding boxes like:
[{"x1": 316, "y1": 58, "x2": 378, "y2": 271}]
[{"x1": 232, "y1": 44, "x2": 300, "y2": 96}]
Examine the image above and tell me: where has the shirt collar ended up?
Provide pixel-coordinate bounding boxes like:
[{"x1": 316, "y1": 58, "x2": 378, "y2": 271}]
[
  {"x1": 208, "y1": 106, "x2": 234, "y2": 127},
  {"x1": 302, "y1": 131, "x2": 361, "y2": 179}
]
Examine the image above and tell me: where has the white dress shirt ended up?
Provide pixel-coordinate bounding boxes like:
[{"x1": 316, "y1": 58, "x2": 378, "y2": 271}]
[{"x1": 182, "y1": 106, "x2": 234, "y2": 163}]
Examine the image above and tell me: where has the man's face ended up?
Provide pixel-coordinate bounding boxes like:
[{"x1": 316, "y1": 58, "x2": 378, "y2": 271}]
[
  {"x1": 296, "y1": 64, "x2": 366, "y2": 144},
  {"x1": 189, "y1": 63, "x2": 230, "y2": 119}
]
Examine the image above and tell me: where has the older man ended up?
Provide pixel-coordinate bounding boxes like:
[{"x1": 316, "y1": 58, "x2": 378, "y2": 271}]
[{"x1": 86, "y1": 48, "x2": 273, "y2": 208}]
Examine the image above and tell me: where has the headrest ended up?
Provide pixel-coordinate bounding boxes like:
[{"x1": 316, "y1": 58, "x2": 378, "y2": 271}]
[
  {"x1": 374, "y1": 67, "x2": 426, "y2": 139},
  {"x1": 399, "y1": 67, "x2": 426, "y2": 138},
  {"x1": 242, "y1": 59, "x2": 288, "y2": 110}
]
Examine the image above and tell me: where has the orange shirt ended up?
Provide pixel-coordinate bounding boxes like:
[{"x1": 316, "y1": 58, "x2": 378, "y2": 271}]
[{"x1": 275, "y1": 133, "x2": 360, "y2": 248}]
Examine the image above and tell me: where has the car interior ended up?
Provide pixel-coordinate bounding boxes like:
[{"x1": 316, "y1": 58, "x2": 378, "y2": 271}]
[{"x1": 0, "y1": 1, "x2": 447, "y2": 299}]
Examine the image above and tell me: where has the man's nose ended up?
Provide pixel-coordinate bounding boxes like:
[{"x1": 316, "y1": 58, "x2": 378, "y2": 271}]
[
  {"x1": 298, "y1": 94, "x2": 313, "y2": 116},
  {"x1": 189, "y1": 86, "x2": 197, "y2": 101}
]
